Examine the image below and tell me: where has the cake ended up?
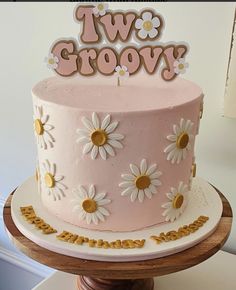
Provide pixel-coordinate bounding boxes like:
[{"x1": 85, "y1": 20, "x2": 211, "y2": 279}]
[{"x1": 32, "y1": 73, "x2": 203, "y2": 232}]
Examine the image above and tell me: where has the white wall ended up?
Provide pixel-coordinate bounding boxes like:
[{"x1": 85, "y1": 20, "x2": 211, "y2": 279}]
[{"x1": 0, "y1": 2, "x2": 235, "y2": 253}]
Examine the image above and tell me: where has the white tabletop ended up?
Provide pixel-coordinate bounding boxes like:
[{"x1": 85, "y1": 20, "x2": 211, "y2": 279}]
[{"x1": 33, "y1": 250, "x2": 236, "y2": 290}]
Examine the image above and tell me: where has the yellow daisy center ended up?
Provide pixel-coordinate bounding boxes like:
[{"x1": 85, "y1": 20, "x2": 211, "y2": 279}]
[
  {"x1": 48, "y1": 58, "x2": 55, "y2": 65},
  {"x1": 119, "y1": 70, "x2": 125, "y2": 76},
  {"x1": 178, "y1": 63, "x2": 185, "y2": 70},
  {"x1": 143, "y1": 20, "x2": 153, "y2": 31},
  {"x1": 34, "y1": 119, "x2": 44, "y2": 135},
  {"x1": 82, "y1": 199, "x2": 97, "y2": 213},
  {"x1": 173, "y1": 193, "x2": 184, "y2": 209},
  {"x1": 91, "y1": 129, "x2": 108, "y2": 146},
  {"x1": 135, "y1": 175, "x2": 151, "y2": 190},
  {"x1": 176, "y1": 132, "x2": 189, "y2": 149},
  {"x1": 45, "y1": 173, "x2": 55, "y2": 188},
  {"x1": 97, "y1": 3, "x2": 104, "y2": 11}
]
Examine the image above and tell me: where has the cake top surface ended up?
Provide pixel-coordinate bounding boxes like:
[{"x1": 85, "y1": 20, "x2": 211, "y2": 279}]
[{"x1": 32, "y1": 74, "x2": 202, "y2": 112}]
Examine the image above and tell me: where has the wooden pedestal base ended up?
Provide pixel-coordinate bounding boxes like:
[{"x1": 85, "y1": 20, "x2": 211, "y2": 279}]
[
  {"x1": 77, "y1": 276, "x2": 154, "y2": 290},
  {"x1": 3, "y1": 186, "x2": 232, "y2": 290}
]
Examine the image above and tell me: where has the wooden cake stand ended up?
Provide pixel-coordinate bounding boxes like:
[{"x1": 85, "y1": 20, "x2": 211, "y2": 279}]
[{"x1": 3, "y1": 186, "x2": 232, "y2": 290}]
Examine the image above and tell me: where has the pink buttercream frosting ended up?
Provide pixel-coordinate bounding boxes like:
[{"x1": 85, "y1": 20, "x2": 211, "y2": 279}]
[{"x1": 32, "y1": 74, "x2": 203, "y2": 232}]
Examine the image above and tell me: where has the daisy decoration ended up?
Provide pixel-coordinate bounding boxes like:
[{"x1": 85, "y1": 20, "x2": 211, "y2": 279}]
[
  {"x1": 44, "y1": 53, "x2": 59, "y2": 70},
  {"x1": 42, "y1": 160, "x2": 67, "y2": 201},
  {"x1": 162, "y1": 182, "x2": 189, "y2": 222},
  {"x1": 93, "y1": 2, "x2": 108, "y2": 17},
  {"x1": 164, "y1": 118, "x2": 194, "y2": 164},
  {"x1": 174, "y1": 58, "x2": 189, "y2": 75},
  {"x1": 119, "y1": 159, "x2": 162, "y2": 203},
  {"x1": 114, "y1": 65, "x2": 129, "y2": 86},
  {"x1": 71, "y1": 185, "x2": 111, "y2": 225},
  {"x1": 135, "y1": 11, "x2": 161, "y2": 40},
  {"x1": 76, "y1": 112, "x2": 124, "y2": 160},
  {"x1": 33, "y1": 105, "x2": 55, "y2": 149}
]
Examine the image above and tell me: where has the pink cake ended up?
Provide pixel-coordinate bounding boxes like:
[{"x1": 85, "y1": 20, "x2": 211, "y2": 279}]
[{"x1": 32, "y1": 73, "x2": 203, "y2": 232}]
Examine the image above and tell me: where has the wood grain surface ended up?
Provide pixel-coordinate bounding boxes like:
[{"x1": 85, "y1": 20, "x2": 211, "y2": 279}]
[
  {"x1": 77, "y1": 276, "x2": 154, "y2": 290},
  {"x1": 3, "y1": 187, "x2": 232, "y2": 279}
]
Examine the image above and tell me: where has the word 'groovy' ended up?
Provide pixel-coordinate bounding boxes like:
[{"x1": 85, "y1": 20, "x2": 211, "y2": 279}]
[{"x1": 51, "y1": 6, "x2": 188, "y2": 81}]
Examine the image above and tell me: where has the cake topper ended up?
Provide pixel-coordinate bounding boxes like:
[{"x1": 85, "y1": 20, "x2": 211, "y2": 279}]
[{"x1": 45, "y1": 3, "x2": 189, "y2": 82}]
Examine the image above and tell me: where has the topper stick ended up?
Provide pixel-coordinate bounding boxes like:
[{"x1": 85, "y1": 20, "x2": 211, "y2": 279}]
[{"x1": 117, "y1": 77, "x2": 120, "y2": 87}]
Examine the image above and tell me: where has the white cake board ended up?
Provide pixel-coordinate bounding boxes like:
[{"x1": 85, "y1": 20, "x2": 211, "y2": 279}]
[{"x1": 11, "y1": 177, "x2": 222, "y2": 262}]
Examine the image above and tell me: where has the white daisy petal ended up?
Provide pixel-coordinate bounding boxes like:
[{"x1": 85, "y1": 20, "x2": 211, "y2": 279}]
[
  {"x1": 91, "y1": 145, "x2": 99, "y2": 160},
  {"x1": 167, "y1": 135, "x2": 177, "y2": 142},
  {"x1": 99, "y1": 146, "x2": 107, "y2": 160},
  {"x1": 89, "y1": 185, "x2": 95, "y2": 199},
  {"x1": 78, "y1": 185, "x2": 88, "y2": 199},
  {"x1": 131, "y1": 188, "x2": 139, "y2": 202},
  {"x1": 146, "y1": 164, "x2": 157, "y2": 175},
  {"x1": 93, "y1": 7, "x2": 99, "y2": 15},
  {"x1": 105, "y1": 121, "x2": 118, "y2": 134},
  {"x1": 178, "y1": 182, "x2": 184, "y2": 193},
  {"x1": 180, "y1": 118, "x2": 185, "y2": 130},
  {"x1": 92, "y1": 214, "x2": 98, "y2": 225},
  {"x1": 54, "y1": 175, "x2": 63, "y2": 182},
  {"x1": 119, "y1": 181, "x2": 134, "y2": 188},
  {"x1": 104, "y1": 144, "x2": 115, "y2": 157},
  {"x1": 94, "y1": 192, "x2": 106, "y2": 201},
  {"x1": 121, "y1": 174, "x2": 135, "y2": 181},
  {"x1": 138, "y1": 190, "x2": 145, "y2": 202},
  {"x1": 150, "y1": 171, "x2": 162, "y2": 179},
  {"x1": 76, "y1": 136, "x2": 90, "y2": 144},
  {"x1": 51, "y1": 163, "x2": 56, "y2": 176},
  {"x1": 115, "y1": 66, "x2": 121, "y2": 72},
  {"x1": 121, "y1": 186, "x2": 135, "y2": 196},
  {"x1": 140, "y1": 159, "x2": 147, "y2": 174},
  {"x1": 149, "y1": 184, "x2": 158, "y2": 194},
  {"x1": 151, "y1": 179, "x2": 162, "y2": 186},
  {"x1": 108, "y1": 140, "x2": 123, "y2": 149},
  {"x1": 173, "y1": 124, "x2": 181, "y2": 135},
  {"x1": 184, "y1": 120, "x2": 191, "y2": 132},
  {"x1": 92, "y1": 112, "x2": 100, "y2": 129},
  {"x1": 130, "y1": 163, "x2": 140, "y2": 176},
  {"x1": 167, "y1": 148, "x2": 177, "y2": 161},
  {"x1": 96, "y1": 211, "x2": 105, "y2": 222},
  {"x1": 108, "y1": 133, "x2": 124, "y2": 140},
  {"x1": 83, "y1": 142, "x2": 94, "y2": 154},
  {"x1": 97, "y1": 199, "x2": 111, "y2": 206},
  {"x1": 142, "y1": 11, "x2": 152, "y2": 21},
  {"x1": 162, "y1": 202, "x2": 172, "y2": 209},
  {"x1": 148, "y1": 28, "x2": 158, "y2": 38},
  {"x1": 86, "y1": 214, "x2": 92, "y2": 224},
  {"x1": 98, "y1": 207, "x2": 110, "y2": 216},
  {"x1": 164, "y1": 143, "x2": 176, "y2": 153},
  {"x1": 82, "y1": 117, "x2": 94, "y2": 131},
  {"x1": 177, "y1": 150, "x2": 182, "y2": 164},
  {"x1": 152, "y1": 17, "x2": 160, "y2": 28},
  {"x1": 144, "y1": 188, "x2": 152, "y2": 199},
  {"x1": 78, "y1": 211, "x2": 86, "y2": 220},
  {"x1": 101, "y1": 114, "x2": 111, "y2": 130},
  {"x1": 138, "y1": 29, "x2": 148, "y2": 39},
  {"x1": 167, "y1": 192, "x2": 174, "y2": 200},
  {"x1": 44, "y1": 124, "x2": 53, "y2": 131},
  {"x1": 135, "y1": 18, "x2": 143, "y2": 29},
  {"x1": 76, "y1": 129, "x2": 90, "y2": 137}
]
